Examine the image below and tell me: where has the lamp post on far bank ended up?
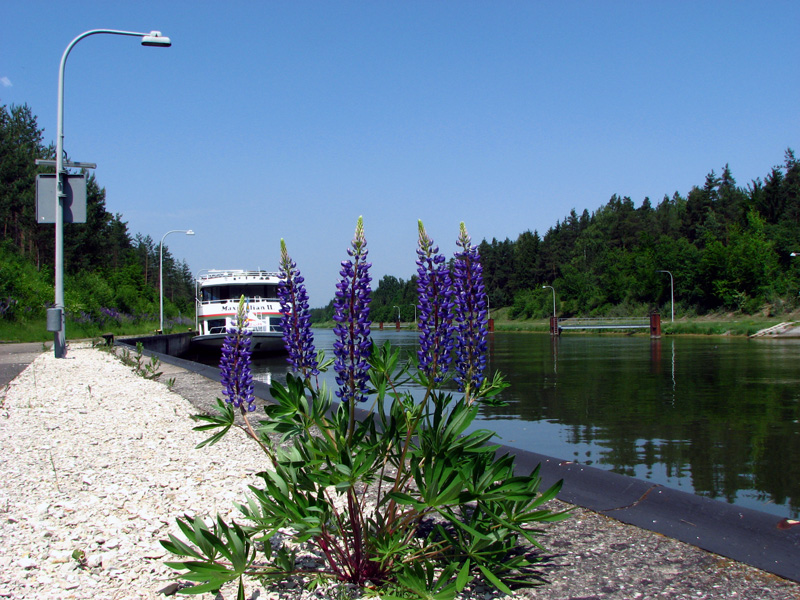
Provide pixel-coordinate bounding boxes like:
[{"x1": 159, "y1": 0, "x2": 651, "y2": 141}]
[
  {"x1": 542, "y1": 284, "x2": 557, "y2": 328},
  {"x1": 51, "y1": 28, "x2": 172, "y2": 357},
  {"x1": 160, "y1": 230, "x2": 194, "y2": 333},
  {"x1": 542, "y1": 285, "x2": 556, "y2": 319},
  {"x1": 656, "y1": 270, "x2": 674, "y2": 322}
]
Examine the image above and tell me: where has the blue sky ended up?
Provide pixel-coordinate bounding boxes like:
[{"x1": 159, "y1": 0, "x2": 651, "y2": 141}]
[{"x1": 3, "y1": 1, "x2": 799, "y2": 305}]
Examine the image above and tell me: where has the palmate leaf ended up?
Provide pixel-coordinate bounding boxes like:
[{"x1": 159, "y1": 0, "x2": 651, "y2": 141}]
[
  {"x1": 164, "y1": 560, "x2": 231, "y2": 578},
  {"x1": 162, "y1": 560, "x2": 240, "y2": 596},
  {"x1": 388, "y1": 559, "x2": 468, "y2": 600},
  {"x1": 160, "y1": 534, "x2": 204, "y2": 560},
  {"x1": 162, "y1": 515, "x2": 255, "y2": 597},
  {"x1": 192, "y1": 517, "x2": 228, "y2": 561},
  {"x1": 191, "y1": 399, "x2": 235, "y2": 448},
  {"x1": 473, "y1": 371, "x2": 510, "y2": 406}
]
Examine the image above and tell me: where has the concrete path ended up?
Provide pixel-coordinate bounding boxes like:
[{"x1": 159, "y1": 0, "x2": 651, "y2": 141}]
[{"x1": 0, "y1": 342, "x2": 48, "y2": 389}]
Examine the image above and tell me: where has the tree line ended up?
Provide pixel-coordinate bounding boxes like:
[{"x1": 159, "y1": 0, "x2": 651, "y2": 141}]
[
  {"x1": 5, "y1": 102, "x2": 799, "y2": 329},
  {"x1": 479, "y1": 152, "x2": 800, "y2": 318},
  {"x1": 0, "y1": 103, "x2": 194, "y2": 327},
  {"x1": 314, "y1": 152, "x2": 800, "y2": 323}
]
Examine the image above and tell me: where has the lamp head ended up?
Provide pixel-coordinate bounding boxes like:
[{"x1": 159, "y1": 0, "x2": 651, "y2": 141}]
[
  {"x1": 186, "y1": 230, "x2": 195, "y2": 236},
  {"x1": 141, "y1": 31, "x2": 171, "y2": 47}
]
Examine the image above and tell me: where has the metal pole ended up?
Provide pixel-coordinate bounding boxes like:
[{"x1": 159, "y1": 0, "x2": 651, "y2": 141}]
[
  {"x1": 52, "y1": 29, "x2": 171, "y2": 357},
  {"x1": 542, "y1": 285, "x2": 556, "y2": 321},
  {"x1": 160, "y1": 229, "x2": 194, "y2": 332},
  {"x1": 657, "y1": 270, "x2": 674, "y2": 322}
]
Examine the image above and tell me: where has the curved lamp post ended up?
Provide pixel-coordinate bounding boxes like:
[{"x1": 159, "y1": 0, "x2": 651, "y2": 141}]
[
  {"x1": 542, "y1": 285, "x2": 556, "y2": 320},
  {"x1": 160, "y1": 229, "x2": 194, "y2": 332},
  {"x1": 656, "y1": 270, "x2": 674, "y2": 322},
  {"x1": 393, "y1": 305, "x2": 401, "y2": 322},
  {"x1": 408, "y1": 303, "x2": 417, "y2": 323},
  {"x1": 52, "y1": 29, "x2": 172, "y2": 357}
]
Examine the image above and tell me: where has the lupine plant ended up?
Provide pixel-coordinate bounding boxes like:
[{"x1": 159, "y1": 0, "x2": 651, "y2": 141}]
[{"x1": 162, "y1": 218, "x2": 568, "y2": 599}]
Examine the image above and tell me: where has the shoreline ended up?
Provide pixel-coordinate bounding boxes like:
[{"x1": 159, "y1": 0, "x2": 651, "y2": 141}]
[{"x1": 1, "y1": 345, "x2": 800, "y2": 599}]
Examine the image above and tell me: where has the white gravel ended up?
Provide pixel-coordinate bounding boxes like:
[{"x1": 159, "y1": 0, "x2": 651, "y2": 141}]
[{"x1": 0, "y1": 344, "x2": 271, "y2": 600}]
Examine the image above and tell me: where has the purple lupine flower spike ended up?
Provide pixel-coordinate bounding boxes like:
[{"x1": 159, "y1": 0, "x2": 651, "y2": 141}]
[
  {"x1": 453, "y1": 222, "x2": 488, "y2": 395},
  {"x1": 278, "y1": 239, "x2": 319, "y2": 379},
  {"x1": 332, "y1": 217, "x2": 372, "y2": 403},
  {"x1": 416, "y1": 220, "x2": 455, "y2": 383},
  {"x1": 219, "y1": 296, "x2": 256, "y2": 412}
]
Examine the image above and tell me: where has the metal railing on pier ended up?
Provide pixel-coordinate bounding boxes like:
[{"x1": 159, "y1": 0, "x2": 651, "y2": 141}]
[{"x1": 557, "y1": 317, "x2": 650, "y2": 330}]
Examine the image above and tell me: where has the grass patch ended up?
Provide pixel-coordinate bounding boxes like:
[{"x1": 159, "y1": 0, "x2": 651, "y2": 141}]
[
  {"x1": 486, "y1": 307, "x2": 796, "y2": 337},
  {"x1": 0, "y1": 318, "x2": 186, "y2": 343}
]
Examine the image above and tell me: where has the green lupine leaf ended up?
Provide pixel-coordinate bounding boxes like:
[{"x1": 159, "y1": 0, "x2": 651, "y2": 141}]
[
  {"x1": 386, "y1": 491, "x2": 427, "y2": 509},
  {"x1": 160, "y1": 535, "x2": 203, "y2": 560},
  {"x1": 175, "y1": 582, "x2": 224, "y2": 595},
  {"x1": 164, "y1": 560, "x2": 231, "y2": 576},
  {"x1": 191, "y1": 400, "x2": 235, "y2": 448},
  {"x1": 455, "y1": 559, "x2": 472, "y2": 590},
  {"x1": 477, "y1": 565, "x2": 513, "y2": 596}
]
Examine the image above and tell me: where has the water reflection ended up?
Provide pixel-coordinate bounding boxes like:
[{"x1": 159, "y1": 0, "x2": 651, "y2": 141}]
[{"x1": 198, "y1": 329, "x2": 800, "y2": 518}]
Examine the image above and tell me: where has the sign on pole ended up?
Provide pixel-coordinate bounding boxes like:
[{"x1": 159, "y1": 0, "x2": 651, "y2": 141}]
[{"x1": 35, "y1": 173, "x2": 87, "y2": 223}]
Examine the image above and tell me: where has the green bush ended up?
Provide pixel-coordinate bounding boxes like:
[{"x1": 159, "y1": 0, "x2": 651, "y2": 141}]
[{"x1": 0, "y1": 243, "x2": 51, "y2": 320}]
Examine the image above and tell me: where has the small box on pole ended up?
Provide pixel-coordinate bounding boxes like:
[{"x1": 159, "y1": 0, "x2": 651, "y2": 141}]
[{"x1": 46, "y1": 308, "x2": 63, "y2": 332}]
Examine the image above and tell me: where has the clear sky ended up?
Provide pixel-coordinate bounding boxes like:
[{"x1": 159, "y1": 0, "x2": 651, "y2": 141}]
[{"x1": 2, "y1": 1, "x2": 799, "y2": 306}]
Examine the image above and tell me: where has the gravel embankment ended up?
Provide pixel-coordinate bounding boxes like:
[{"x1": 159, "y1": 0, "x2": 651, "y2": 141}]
[{"x1": 1, "y1": 345, "x2": 799, "y2": 599}]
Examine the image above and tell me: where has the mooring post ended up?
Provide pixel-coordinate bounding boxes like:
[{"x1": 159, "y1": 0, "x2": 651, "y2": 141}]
[
  {"x1": 550, "y1": 316, "x2": 559, "y2": 336},
  {"x1": 650, "y1": 313, "x2": 661, "y2": 338}
]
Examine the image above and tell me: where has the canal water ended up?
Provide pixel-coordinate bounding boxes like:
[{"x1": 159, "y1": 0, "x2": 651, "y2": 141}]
[{"x1": 240, "y1": 329, "x2": 800, "y2": 519}]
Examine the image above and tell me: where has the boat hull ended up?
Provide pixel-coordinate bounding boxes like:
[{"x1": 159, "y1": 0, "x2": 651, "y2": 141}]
[{"x1": 190, "y1": 332, "x2": 285, "y2": 354}]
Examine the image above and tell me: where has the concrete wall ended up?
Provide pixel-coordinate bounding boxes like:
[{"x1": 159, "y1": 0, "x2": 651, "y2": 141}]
[{"x1": 118, "y1": 332, "x2": 195, "y2": 357}]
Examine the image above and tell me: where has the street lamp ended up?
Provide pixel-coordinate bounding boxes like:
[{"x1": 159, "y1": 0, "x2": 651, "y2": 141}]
[
  {"x1": 51, "y1": 29, "x2": 171, "y2": 357},
  {"x1": 656, "y1": 270, "x2": 674, "y2": 322},
  {"x1": 160, "y1": 230, "x2": 195, "y2": 332},
  {"x1": 393, "y1": 305, "x2": 401, "y2": 322},
  {"x1": 542, "y1": 285, "x2": 556, "y2": 320}
]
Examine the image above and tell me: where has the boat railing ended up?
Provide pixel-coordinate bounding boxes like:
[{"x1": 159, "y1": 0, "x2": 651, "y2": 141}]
[
  {"x1": 198, "y1": 296, "x2": 279, "y2": 305},
  {"x1": 206, "y1": 321, "x2": 283, "y2": 335},
  {"x1": 196, "y1": 270, "x2": 281, "y2": 281}
]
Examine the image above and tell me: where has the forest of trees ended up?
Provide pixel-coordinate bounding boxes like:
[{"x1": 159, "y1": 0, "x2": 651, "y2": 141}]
[
  {"x1": 0, "y1": 103, "x2": 194, "y2": 329},
  {"x1": 479, "y1": 153, "x2": 800, "y2": 319},
  {"x1": 313, "y1": 151, "x2": 800, "y2": 323}
]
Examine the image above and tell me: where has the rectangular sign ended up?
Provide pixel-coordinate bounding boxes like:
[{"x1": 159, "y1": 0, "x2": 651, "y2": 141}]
[{"x1": 36, "y1": 173, "x2": 87, "y2": 224}]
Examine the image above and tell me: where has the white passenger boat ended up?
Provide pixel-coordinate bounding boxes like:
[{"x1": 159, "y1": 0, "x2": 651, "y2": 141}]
[{"x1": 191, "y1": 270, "x2": 285, "y2": 353}]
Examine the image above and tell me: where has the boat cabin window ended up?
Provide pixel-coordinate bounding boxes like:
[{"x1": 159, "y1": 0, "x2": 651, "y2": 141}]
[
  {"x1": 205, "y1": 319, "x2": 226, "y2": 334},
  {"x1": 269, "y1": 316, "x2": 283, "y2": 333},
  {"x1": 202, "y1": 283, "x2": 279, "y2": 303}
]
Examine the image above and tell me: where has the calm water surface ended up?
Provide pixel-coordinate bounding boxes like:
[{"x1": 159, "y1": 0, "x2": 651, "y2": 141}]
[{"x1": 239, "y1": 329, "x2": 800, "y2": 518}]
